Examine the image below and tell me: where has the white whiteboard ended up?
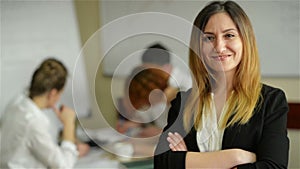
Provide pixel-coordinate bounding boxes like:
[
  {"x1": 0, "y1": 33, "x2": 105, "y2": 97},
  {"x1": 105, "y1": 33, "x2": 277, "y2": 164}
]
[
  {"x1": 1, "y1": 1, "x2": 91, "y2": 118},
  {"x1": 100, "y1": 1, "x2": 299, "y2": 77}
]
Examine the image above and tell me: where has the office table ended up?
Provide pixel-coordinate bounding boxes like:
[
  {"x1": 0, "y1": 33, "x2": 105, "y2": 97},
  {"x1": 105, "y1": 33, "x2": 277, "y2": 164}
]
[{"x1": 75, "y1": 147, "x2": 153, "y2": 169}]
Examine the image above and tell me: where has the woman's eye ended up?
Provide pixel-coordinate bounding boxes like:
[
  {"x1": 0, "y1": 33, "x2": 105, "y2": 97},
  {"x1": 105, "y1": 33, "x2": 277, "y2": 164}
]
[
  {"x1": 225, "y1": 34, "x2": 235, "y2": 38},
  {"x1": 203, "y1": 36, "x2": 215, "y2": 42}
]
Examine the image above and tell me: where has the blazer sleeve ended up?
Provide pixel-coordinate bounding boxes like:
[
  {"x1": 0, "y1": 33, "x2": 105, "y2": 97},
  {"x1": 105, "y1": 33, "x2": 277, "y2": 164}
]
[
  {"x1": 238, "y1": 88, "x2": 289, "y2": 169},
  {"x1": 154, "y1": 91, "x2": 190, "y2": 169}
]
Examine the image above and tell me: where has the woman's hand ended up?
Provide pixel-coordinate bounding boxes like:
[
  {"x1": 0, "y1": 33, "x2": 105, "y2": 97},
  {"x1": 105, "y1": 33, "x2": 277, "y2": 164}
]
[
  {"x1": 53, "y1": 105, "x2": 76, "y2": 143},
  {"x1": 53, "y1": 105, "x2": 76, "y2": 125},
  {"x1": 235, "y1": 149, "x2": 256, "y2": 164},
  {"x1": 76, "y1": 142, "x2": 90, "y2": 157},
  {"x1": 138, "y1": 125, "x2": 162, "y2": 137},
  {"x1": 167, "y1": 132, "x2": 256, "y2": 168},
  {"x1": 167, "y1": 132, "x2": 187, "y2": 151},
  {"x1": 116, "y1": 120, "x2": 141, "y2": 134}
]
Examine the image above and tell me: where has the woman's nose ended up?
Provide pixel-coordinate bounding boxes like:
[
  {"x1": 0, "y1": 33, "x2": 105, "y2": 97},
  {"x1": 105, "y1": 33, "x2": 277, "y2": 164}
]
[{"x1": 214, "y1": 38, "x2": 226, "y2": 54}]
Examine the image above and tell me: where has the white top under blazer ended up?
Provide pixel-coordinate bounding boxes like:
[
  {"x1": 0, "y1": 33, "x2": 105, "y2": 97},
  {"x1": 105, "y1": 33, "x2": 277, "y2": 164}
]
[{"x1": 197, "y1": 93, "x2": 226, "y2": 152}]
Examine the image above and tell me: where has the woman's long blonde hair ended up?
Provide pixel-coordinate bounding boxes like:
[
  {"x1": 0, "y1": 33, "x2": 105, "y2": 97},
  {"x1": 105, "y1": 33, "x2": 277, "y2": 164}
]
[{"x1": 184, "y1": 1, "x2": 262, "y2": 131}]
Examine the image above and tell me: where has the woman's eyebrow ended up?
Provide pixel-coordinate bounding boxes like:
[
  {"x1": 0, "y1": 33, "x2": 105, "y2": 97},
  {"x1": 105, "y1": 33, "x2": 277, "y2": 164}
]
[
  {"x1": 203, "y1": 32, "x2": 214, "y2": 35},
  {"x1": 222, "y1": 28, "x2": 238, "y2": 33},
  {"x1": 203, "y1": 28, "x2": 238, "y2": 34}
]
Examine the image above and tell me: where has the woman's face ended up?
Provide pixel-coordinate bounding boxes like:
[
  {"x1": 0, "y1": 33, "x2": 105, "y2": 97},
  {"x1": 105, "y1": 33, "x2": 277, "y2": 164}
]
[{"x1": 201, "y1": 12, "x2": 243, "y2": 74}]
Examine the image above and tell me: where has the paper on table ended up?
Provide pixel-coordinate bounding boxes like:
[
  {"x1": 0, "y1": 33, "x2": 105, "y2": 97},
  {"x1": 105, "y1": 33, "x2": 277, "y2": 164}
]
[{"x1": 84, "y1": 127, "x2": 128, "y2": 144}]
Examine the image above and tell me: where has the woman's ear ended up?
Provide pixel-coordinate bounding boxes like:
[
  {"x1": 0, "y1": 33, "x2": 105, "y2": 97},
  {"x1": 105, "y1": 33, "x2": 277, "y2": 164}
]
[
  {"x1": 46, "y1": 88, "x2": 61, "y2": 108},
  {"x1": 48, "y1": 88, "x2": 58, "y2": 99}
]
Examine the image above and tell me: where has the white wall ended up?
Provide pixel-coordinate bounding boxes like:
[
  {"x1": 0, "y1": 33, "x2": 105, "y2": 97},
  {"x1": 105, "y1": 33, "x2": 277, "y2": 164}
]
[
  {"x1": 1, "y1": 1, "x2": 91, "y2": 118},
  {"x1": 288, "y1": 129, "x2": 300, "y2": 169}
]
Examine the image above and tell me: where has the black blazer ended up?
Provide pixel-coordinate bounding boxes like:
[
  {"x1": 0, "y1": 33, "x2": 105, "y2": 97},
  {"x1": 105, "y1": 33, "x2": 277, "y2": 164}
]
[{"x1": 154, "y1": 84, "x2": 289, "y2": 169}]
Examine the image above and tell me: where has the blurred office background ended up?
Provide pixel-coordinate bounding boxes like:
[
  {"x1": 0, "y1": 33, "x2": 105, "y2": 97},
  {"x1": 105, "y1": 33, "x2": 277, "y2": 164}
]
[{"x1": 1, "y1": 1, "x2": 299, "y2": 168}]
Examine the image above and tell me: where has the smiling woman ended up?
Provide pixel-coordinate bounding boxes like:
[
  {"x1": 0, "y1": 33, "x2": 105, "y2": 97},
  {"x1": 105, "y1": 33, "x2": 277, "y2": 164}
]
[
  {"x1": 201, "y1": 12, "x2": 243, "y2": 74},
  {"x1": 154, "y1": 1, "x2": 289, "y2": 169}
]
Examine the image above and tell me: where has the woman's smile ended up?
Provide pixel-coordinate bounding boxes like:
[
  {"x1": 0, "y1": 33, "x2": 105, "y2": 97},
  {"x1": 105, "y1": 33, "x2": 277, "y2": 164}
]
[{"x1": 211, "y1": 54, "x2": 232, "y2": 61}]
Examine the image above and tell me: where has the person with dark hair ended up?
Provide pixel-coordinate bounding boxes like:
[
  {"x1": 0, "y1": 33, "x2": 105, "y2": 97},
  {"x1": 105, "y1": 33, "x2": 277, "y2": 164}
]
[
  {"x1": 142, "y1": 42, "x2": 192, "y2": 94},
  {"x1": 142, "y1": 43, "x2": 170, "y2": 66},
  {"x1": 154, "y1": 1, "x2": 289, "y2": 169},
  {"x1": 0, "y1": 58, "x2": 81, "y2": 168}
]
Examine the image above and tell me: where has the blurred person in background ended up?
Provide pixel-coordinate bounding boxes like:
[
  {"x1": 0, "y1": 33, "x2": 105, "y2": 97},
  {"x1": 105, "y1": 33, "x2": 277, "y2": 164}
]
[
  {"x1": 0, "y1": 58, "x2": 89, "y2": 168},
  {"x1": 141, "y1": 43, "x2": 192, "y2": 98},
  {"x1": 116, "y1": 64, "x2": 176, "y2": 138}
]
